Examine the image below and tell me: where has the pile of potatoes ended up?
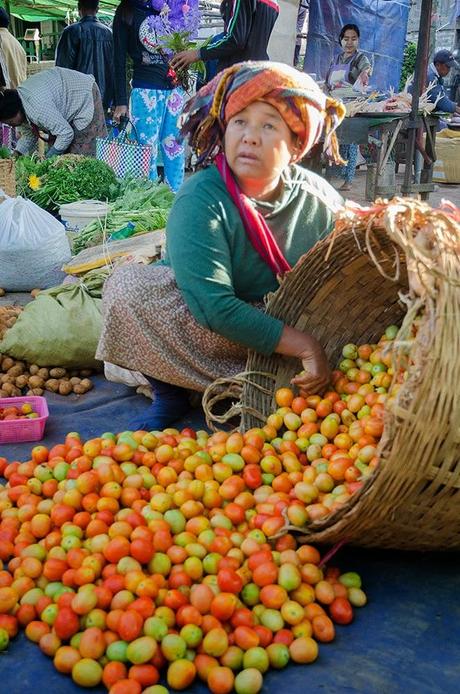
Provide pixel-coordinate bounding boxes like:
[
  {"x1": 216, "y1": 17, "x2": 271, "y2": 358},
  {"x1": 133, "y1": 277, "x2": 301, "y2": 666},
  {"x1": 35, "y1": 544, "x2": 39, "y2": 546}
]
[
  {"x1": 0, "y1": 356, "x2": 94, "y2": 398},
  {"x1": 0, "y1": 306, "x2": 23, "y2": 341}
]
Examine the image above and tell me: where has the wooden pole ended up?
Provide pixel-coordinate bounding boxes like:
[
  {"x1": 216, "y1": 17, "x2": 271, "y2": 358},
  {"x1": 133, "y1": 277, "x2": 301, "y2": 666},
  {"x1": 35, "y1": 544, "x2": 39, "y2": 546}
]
[{"x1": 401, "y1": 0, "x2": 433, "y2": 194}]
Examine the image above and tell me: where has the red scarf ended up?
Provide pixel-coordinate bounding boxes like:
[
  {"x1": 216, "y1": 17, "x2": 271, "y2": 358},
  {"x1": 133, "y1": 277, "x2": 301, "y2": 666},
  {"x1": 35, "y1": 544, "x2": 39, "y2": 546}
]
[{"x1": 215, "y1": 152, "x2": 291, "y2": 277}]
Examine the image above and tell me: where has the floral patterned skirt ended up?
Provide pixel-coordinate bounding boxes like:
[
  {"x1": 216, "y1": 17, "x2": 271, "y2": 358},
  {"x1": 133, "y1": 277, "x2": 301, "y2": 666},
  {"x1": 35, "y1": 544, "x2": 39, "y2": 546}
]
[
  {"x1": 130, "y1": 87, "x2": 185, "y2": 192},
  {"x1": 96, "y1": 264, "x2": 248, "y2": 392}
]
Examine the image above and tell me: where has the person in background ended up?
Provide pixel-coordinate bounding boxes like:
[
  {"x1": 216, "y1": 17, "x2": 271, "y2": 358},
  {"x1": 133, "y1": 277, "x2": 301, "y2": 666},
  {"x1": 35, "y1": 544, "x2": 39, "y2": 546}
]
[
  {"x1": 326, "y1": 23, "x2": 371, "y2": 191},
  {"x1": 112, "y1": 0, "x2": 193, "y2": 192},
  {"x1": 97, "y1": 61, "x2": 345, "y2": 431},
  {"x1": 170, "y1": 0, "x2": 279, "y2": 75},
  {"x1": 425, "y1": 49, "x2": 460, "y2": 115},
  {"x1": 0, "y1": 7, "x2": 26, "y2": 89},
  {"x1": 0, "y1": 6, "x2": 27, "y2": 148},
  {"x1": 0, "y1": 67, "x2": 107, "y2": 158},
  {"x1": 293, "y1": 0, "x2": 309, "y2": 68},
  {"x1": 55, "y1": 0, "x2": 114, "y2": 111}
]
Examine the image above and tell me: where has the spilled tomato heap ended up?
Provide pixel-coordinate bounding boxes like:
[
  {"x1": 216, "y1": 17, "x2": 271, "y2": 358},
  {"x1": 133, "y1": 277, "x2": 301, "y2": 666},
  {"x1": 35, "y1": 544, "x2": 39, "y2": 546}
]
[{"x1": 0, "y1": 327, "x2": 403, "y2": 693}]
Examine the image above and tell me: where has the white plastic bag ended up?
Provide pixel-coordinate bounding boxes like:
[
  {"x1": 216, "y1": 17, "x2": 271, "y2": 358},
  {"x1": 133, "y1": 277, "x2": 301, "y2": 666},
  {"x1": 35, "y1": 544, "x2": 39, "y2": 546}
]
[{"x1": 0, "y1": 191, "x2": 71, "y2": 291}]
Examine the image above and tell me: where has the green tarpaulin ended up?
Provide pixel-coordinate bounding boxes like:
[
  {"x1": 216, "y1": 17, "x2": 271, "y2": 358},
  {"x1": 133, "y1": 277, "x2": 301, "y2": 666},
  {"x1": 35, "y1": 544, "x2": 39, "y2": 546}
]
[{"x1": 0, "y1": 1, "x2": 119, "y2": 22}]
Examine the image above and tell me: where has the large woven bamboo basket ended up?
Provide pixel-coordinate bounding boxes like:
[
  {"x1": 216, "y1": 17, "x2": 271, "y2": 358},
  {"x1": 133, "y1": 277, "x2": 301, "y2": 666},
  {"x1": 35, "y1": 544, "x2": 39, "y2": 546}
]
[
  {"x1": 238, "y1": 199, "x2": 460, "y2": 551},
  {"x1": 0, "y1": 159, "x2": 16, "y2": 198}
]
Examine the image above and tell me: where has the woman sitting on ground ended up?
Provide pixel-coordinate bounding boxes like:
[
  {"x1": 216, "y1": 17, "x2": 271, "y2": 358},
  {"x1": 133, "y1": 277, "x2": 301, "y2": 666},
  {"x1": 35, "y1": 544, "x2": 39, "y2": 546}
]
[{"x1": 96, "y1": 61, "x2": 345, "y2": 430}]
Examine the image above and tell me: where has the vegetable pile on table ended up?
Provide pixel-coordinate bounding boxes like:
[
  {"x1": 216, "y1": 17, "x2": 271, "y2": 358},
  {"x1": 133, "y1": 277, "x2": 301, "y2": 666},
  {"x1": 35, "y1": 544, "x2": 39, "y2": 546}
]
[
  {"x1": 71, "y1": 178, "x2": 174, "y2": 254},
  {"x1": 345, "y1": 76, "x2": 440, "y2": 116},
  {"x1": 15, "y1": 155, "x2": 119, "y2": 213}
]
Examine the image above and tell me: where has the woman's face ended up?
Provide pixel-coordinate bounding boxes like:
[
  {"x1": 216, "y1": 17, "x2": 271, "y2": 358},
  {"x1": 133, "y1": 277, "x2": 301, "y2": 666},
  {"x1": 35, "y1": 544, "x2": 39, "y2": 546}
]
[
  {"x1": 341, "y1": 29, "x2": 359, "y2": 55},
  {"x1": 224, "y1": 101, "x2": 298, "y2": 192}
]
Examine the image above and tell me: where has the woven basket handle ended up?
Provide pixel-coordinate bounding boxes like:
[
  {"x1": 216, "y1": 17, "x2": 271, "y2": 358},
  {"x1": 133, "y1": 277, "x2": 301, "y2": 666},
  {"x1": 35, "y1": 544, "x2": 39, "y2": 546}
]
[
  {"x1": 109, "y1": 117, "x2": 142, "y2": 145},
  {"x1": 202, "y1": 371, "x2": 276, "y2": 431}
]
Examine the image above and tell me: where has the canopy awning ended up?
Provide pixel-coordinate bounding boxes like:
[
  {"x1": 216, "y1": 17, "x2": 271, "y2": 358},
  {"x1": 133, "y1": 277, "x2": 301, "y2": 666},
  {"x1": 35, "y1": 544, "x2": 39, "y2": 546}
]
[{"x1": 1, "y1": 1, "x2": 119, "y2": 23}]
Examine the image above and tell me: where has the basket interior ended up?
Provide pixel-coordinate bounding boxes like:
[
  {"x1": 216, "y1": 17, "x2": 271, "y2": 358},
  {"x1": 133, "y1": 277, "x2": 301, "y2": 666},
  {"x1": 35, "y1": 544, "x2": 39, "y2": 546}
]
[{"x1": 242, "y1": 229, "x2": 408, "y2": 428}]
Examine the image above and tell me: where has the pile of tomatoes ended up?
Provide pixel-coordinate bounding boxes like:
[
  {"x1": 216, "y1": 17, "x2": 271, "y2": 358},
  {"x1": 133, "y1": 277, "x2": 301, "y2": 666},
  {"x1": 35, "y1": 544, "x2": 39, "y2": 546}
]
[
  {"x1": 0, "y1": 435, "x2": 367, "y2": 694},
  {"x1": 0, "y1": 329, "x2": 407, "y2": 693}
]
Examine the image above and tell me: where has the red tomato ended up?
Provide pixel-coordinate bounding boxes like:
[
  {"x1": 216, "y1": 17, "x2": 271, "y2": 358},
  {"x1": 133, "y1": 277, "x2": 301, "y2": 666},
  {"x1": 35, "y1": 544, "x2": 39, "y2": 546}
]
[
  {"x1": 217, "y1": 568, "x2": 243, "y2": 594},
  {"x1": 329, "y1": 597, "x2": 354, "y2": 625}
]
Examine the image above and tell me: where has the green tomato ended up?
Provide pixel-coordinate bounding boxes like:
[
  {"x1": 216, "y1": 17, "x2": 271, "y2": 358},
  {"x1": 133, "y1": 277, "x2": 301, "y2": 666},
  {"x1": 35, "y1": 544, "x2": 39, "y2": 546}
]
[
  {"x1": 222, "y1": 453, "x2": 245, "y2": 472},
  {"x1": 34, "y1": 464, "x2": 53, "y2": 482},
  {"x1": 210, "y1": 514, "x2": 233, "y2": 530},
  {"x1": 144, "y1": 616, "x2": 168, "y2": 641},
  {"x1": 0, "y1": 628, "x2": 9, "y2": 652},
  {"x1": 348, "y1": 587, "x2": 367, "y2": 607},
  {"x1": 371, "y1": 363, "x2": 386, "y2": 375},
  {"x1": 180, "y1": 624, "x2": 203, "y2": 648},
  {"x1": 202, "y1": 552, "x2": 221, "y2": 575},
  {"x1": 342, "y1": 343, "x2": 358, "y2": 360},
  {"x1": 260, "y1": 608, "x2": 284, "y2": 632},
  {"x1": 164, "y1": 509, "x2": 186, "y2": 534},
  {"x1": 234, "y1": 668, "x2": 263, "y2": 694},
  {"x1": 385, "y1": 324, "x2": 399, "y2": 340},
  {"x1": 266, "y1": 642, "x2": 290, "y2": 669},
  {"x1": 126, "y1": 636, "x2": 157, "y2": 664},
  {"x1": 61, "y1": 535, "x2": 81, "y2": 551},
  {"x1": 339, "y1": 571, "x2": 362, "y2": 589},
  {"x1": 41, "y1": 603, "x2": 58, "y2": 625},
  {"x1": 106, "y1": 640, "x2": 129, "y2": 662},
  {"x1": 278, "y1": 563, "x2": 301, "y2": 592},
  {"x1": 53, "y1": 461, "x2": 70, "y2": 481},
  {"x1": 148, "y1": 553, "x2": 171, "y2": 576},
  {"x1": 161, "y1": 633, "x2": 187, "y2": 662},
  {"x1": 339, "y1": 358, "x2": 356, "y2": 373},
  {"x1": 241, "y1": 583, "x2": 260, "y2": 607},
  {"x1": 242, "y1": 647, "x2": 269, "y2": 673}
]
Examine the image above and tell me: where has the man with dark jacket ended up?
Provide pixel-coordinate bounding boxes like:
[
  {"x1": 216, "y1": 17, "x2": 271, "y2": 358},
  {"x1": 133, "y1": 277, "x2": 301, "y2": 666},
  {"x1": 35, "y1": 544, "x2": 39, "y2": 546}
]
[
  {"x1": 170, "y1": 0, "x2": 279, "y2": 75},
  {"x1": 55, "y1": 0, "x2": 114, "y2": 110}
]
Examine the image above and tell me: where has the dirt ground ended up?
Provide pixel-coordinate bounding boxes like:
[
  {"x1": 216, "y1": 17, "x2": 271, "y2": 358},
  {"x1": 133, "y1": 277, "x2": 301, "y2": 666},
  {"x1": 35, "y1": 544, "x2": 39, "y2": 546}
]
[{"x1": 337, "y1": 165, "x2": 460, "y2": 208}]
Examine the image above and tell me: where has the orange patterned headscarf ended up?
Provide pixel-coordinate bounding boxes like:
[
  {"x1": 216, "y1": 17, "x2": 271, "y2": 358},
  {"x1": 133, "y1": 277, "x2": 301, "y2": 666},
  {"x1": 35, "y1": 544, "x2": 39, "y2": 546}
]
[{"x1": 182, "y1": 61, "x2": 346, "y2": 165}]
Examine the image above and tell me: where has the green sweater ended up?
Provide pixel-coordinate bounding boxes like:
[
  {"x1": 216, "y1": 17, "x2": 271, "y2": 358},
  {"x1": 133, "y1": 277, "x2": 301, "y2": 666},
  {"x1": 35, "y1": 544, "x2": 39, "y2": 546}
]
[{"x1": 163, "y1": 164, "x2": 342, "y2": 356}]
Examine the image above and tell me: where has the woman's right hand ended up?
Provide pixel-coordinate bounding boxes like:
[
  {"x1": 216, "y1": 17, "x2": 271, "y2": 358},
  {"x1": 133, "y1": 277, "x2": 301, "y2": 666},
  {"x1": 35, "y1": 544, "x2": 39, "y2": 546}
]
[
  {"x1": 291, "y1": 340, "x2": 331, "y2": 395},
  {"x1": 113, "y1": 105, "x2": 129, "y2": 124},
  {"x1": 275, "y1": 326, "x2": 330, "y2": 395}
]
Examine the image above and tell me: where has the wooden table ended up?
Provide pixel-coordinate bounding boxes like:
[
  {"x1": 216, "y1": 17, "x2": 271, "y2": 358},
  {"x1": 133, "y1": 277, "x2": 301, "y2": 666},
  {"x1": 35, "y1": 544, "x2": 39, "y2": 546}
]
[{"x1": 302, "y1": 113, "x2": 440, "y2": 200}]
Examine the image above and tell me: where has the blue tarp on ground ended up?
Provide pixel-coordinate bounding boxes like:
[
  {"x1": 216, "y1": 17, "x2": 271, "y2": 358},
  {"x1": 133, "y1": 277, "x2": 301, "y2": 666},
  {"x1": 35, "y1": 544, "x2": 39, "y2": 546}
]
[
  {"x1": 0, "y1": 378, "x2": 459, "y2": 692},
  {"x1": 304, "y1": 0, "x2": 411, "y2": 91}
]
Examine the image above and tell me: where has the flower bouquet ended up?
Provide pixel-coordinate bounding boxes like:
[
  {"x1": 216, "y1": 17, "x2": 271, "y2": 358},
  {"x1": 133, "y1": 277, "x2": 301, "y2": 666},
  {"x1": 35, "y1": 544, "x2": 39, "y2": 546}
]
[{"x1": 142, "y1": 1, "x2": 203, "y2": 92}]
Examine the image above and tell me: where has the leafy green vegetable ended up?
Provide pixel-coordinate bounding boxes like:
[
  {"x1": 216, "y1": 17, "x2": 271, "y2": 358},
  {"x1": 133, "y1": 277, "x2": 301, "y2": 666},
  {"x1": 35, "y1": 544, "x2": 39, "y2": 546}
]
[
  {"x1": 70, "y1": 179, "x2": 175, "y2": 253},
  {"x1": 15, "y1": 154, "x2": 119, "y2": 212},
  {"x1": 400, "y1": 43, "x2": 417, "y2": 91},
  {"x1": 71, "y1": 208, "x2": 170, "y2": 254},
  {"x1": 0, "y1": 146, "x2": 12, "y2": 159}
]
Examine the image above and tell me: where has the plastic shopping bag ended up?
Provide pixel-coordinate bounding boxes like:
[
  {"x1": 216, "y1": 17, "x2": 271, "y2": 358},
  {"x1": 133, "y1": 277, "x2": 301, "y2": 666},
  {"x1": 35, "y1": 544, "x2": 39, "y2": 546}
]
[{"x1": 0, "y1": 192, "x2": 70, "y2": 290}]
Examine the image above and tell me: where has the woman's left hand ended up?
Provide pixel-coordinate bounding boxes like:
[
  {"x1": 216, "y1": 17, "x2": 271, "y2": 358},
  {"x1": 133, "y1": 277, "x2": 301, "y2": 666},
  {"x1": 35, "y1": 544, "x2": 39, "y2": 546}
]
[{"x1": 170, "y1": 49, "x2": 200, "y2": 72}]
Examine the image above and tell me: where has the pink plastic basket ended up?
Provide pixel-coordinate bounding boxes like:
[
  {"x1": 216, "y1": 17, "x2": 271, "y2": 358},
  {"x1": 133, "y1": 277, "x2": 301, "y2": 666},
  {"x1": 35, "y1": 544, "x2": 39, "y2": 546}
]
[{"x1": 0, "y1": 396, "x2": 49, "y2": 444}]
